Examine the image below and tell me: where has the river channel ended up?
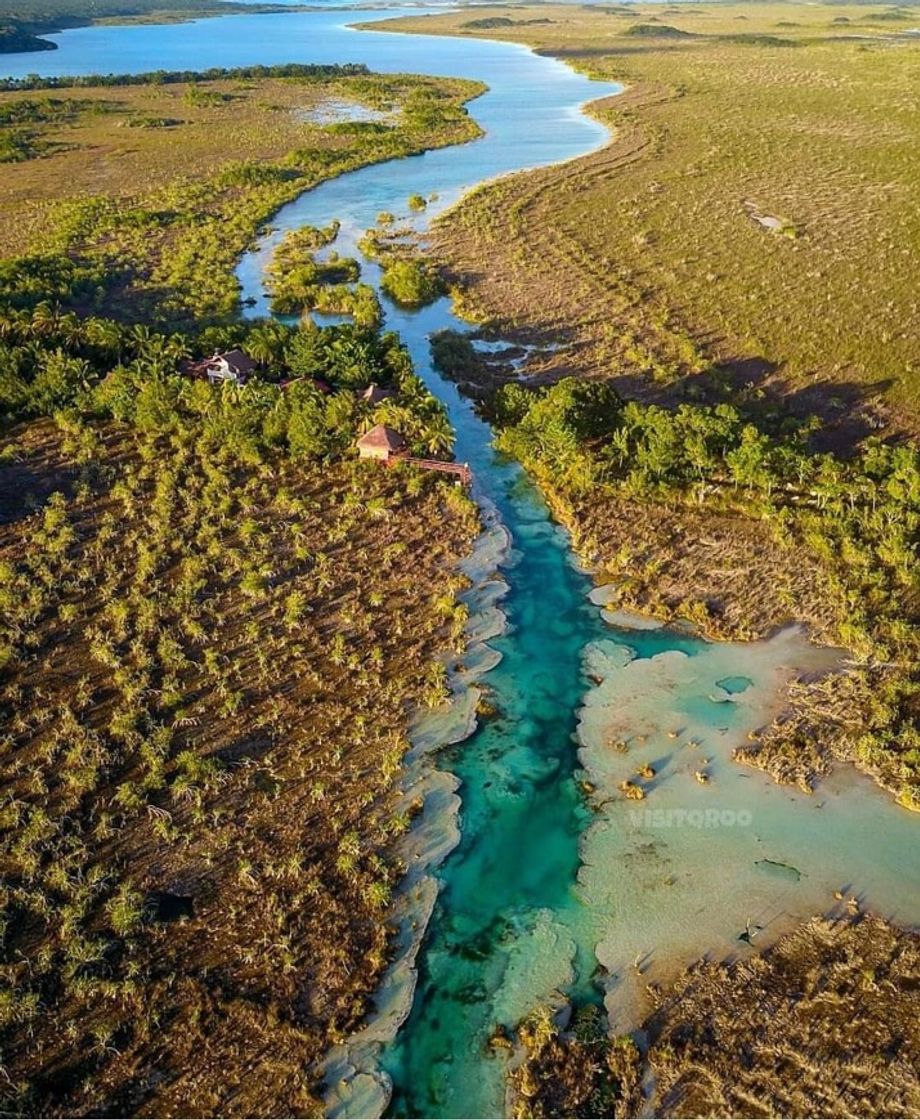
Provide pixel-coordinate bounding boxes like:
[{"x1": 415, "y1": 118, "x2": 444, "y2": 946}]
[{"x1": 5, "y1": 13, "x2": 919, "y2": 1117}]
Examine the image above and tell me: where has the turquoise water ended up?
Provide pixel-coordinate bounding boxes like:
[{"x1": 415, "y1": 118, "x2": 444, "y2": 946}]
[{"x1": 6, "y1": 13, "x2": 920, "y2": 1118}]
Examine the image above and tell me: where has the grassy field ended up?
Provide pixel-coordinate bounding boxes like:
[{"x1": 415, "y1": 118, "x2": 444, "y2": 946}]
[
  {"x1": 380, "y1": 2, "x2": 920, "y2": 431},
  {"x1": 0, "y1": 66, "x2": 483, "y2": 322}
]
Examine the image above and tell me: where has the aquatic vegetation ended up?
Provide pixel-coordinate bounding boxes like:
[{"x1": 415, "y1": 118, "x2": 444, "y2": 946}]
[
  {"x1": 0, "y1": 66, "x2": 484, "y2": 321},
  {"x1": 266, "y1": 225, "x2": 362, "y2": 315},
  {"x1": 510, "y1": 1006, "x2": 641, "y2": 1118}
]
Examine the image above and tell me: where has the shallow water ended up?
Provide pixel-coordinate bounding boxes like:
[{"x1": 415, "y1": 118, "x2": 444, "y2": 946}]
[{"x1": 7, "y1": 12, "x2": 920, "y2": 1118}]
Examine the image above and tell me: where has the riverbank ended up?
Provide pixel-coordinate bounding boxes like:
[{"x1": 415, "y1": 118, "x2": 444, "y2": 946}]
[
  {"x1": 0, "y1": 64, "x2": 484, "y2": 321},
  {"x1": 509, "y1": 912, "x2": 920, "y2": 1118},
  {"x1": 377, "y1": 1, "x2": 920, "y2": 430},
  {"x1": 0, "y1": 0, "x2": 307, "y2": 55},
  {"x1": 370, "y1": 1, "x2": 920, "y2": 813},
  {"x1": 320, "y1": 510, "x2": 511, "y2": 1118},
  {"x1": 0, "y1": 412, "x2": 481, "y2": 1116},
  {"x1": 482, "y1": 386, "x2": 919, "y2": 811}
]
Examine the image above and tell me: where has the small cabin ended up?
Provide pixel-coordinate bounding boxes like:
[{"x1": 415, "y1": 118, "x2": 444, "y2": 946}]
[
  {"x1": 362, "y1": 383, "x2": 394, "y2": 406},
  {"x1": 356, "y1": 424, "x2": 407, "y2": 462},
  {"x1": 205, "y1": 349, "x2": 258, "y2": 386}
]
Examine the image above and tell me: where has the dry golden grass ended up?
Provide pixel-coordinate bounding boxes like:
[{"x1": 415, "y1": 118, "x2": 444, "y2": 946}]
[
  {"x1": 0, "y1": 416, "x2": 478, "y2": 1116},
  {"x1": 0, "y1": 79, "x2": 324, "y2": 256},
  {"x1": 381, "y1": 3, "x2": 920, "y2": 431},
  {"x1": 512, "y1": 914, "x2": 920, "y2": 1119}
]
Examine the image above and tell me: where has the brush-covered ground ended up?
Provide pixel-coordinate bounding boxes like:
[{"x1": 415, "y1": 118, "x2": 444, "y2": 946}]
[
  {"x1": 511, "y1": 913, "x2": 920, "y2": 1119},
  {"x1": 378, "y1": 2, "x2": 920, "y2": 809},
  {"x1": 0, "y1": 346, "x2": 479, "y2": 1114},
  {"x1": 0, "y1": 65, "x2": 483, "y2": 323},
  {"x1": 0, "y1": 59, "x2": 486, "y2": 1115}
]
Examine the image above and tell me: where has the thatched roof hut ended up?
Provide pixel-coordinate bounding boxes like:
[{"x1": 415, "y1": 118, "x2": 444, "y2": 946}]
[
  {"x1": 361, "y1": 383, "x2": 394, "y2": 405},
  {"x1": 356, "y1": 424, "x2": 408, "y2": 461}
]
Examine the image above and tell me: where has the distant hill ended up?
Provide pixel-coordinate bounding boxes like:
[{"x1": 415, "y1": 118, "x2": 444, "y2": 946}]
[
  {"x1": 461, "y1": 15, "x2": 552, "y2": 29},
  {"x1": 624, "y1": 22, "x2": 696, "y2": 37},
  {"x1": 0, "y1": 0, "x2": 294, "y2": 50}
]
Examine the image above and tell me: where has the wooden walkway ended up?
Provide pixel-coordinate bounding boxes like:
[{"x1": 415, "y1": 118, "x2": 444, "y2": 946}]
[{"x1": 391, "y1": 457, "x2": 473, "y2": 486}]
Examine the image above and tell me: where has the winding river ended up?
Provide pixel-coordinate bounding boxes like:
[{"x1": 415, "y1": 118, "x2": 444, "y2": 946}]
[{"x1": 6, "y1": 11, "x2": 920, "y2": 1118}]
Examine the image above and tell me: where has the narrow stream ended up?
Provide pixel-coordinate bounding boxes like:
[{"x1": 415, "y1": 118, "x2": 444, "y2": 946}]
[
  {"x1": 5, "y1": 12, "x2": 920, "y2": 1118},
  {"x1": 232, "y1": 33, "x2": 920, "y2": 1113}
]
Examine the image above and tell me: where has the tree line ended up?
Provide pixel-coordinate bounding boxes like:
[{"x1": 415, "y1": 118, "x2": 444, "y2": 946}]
[
  {"x1": 0, "y1": 303, "x2": 454, "y2": 459},
  {"x1": 0, "y1": 62, "x2": 370, "y2": 92}
]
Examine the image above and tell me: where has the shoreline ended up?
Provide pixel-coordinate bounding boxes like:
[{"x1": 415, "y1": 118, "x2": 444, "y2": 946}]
[
  {"x1": 319, "y1": 502, "x2": 513, "y2": 1118},
  {"x1": 5, "y1": 5, "x2": 918, "y2": 1116},
  {"x1": 221, "y1": 10, "x2": 918, "y2": 1108}
]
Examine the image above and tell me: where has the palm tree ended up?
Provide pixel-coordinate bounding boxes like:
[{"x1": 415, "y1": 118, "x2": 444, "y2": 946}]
[
  {"x1": 128, "y1": 323, "x2": 153, "y2": 358},
  {"x1": 423, "y1": 412, "x2": 455, "y2": 457},
  {"x1": 57, "y1": 311, "x2": 82, "y2": 350},
  {"x1": 83, "y1": 317, "x2": 124, "y2": 363},
  {"x1": 30, "y1": 301, "x2": 59, "y2": 338},
  {"x1": 245, "y1": 325, "x2": 278, "y2": 369}
]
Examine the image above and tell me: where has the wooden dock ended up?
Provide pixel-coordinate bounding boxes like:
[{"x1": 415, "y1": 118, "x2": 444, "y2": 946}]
[{"x1": 392, "y1": 457, "x2": 473, "y2": 486}]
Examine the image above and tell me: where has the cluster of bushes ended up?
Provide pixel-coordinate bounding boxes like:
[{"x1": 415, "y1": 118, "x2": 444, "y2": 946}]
[
  {"x1": 0, "y1": 94, "x2": 99, "y2": 162},
  {"x1": 0, "y1": 300, "x2": 454, "y2": 457},
  {"x1": 380, "y1": 257, "x2": 444, "y2": 309},
  {"x1": 0, "y1": 95, "x2": 97, "y2": 124},
  {"x1": 0, "y1": 126, "x2": 41, "y2": 161},
  {"x1": 492, "y1": 377, "x2": 920, "y2": 799}
]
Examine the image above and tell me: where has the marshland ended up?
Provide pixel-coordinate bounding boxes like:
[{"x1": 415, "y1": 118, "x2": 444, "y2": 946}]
[{"x1": 0, "y1": 2, "x2": 918, "y2": 1117}]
